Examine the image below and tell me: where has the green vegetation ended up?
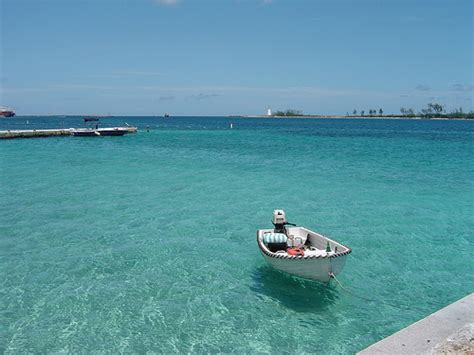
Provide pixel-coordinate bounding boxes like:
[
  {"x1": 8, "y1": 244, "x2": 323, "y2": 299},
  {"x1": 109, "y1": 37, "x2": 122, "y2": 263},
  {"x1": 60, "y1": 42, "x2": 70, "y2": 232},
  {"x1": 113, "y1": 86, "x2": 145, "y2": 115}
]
[
  {"x1": 349, "y1": 103, "x2": 474, "y2": 119},
  {"x1": 444, "y1": 107, "x2": 474, "y2": 119},
  {"x1": 405, "y1": 103, "x2": 474, "y2": 119},
  {"x1": 270, "y1": 103, "x2": 474, "y2": 119},
  {"x1": 352, "y1": 108, "x2": 384, "y2": 116},
  {"x1": 273, "y1": 109, "x2": 304, "y2": 116},
  {"x1": 400, "y1": 107, "x2": 416, "y2": 117}
]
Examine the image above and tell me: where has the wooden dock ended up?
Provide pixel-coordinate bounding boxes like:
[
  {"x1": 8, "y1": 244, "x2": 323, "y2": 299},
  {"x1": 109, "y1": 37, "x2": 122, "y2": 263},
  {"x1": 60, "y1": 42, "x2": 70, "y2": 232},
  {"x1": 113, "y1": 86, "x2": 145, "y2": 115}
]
[{"x1": 0, "y1": 127, "x2": 137, "y2": 139}]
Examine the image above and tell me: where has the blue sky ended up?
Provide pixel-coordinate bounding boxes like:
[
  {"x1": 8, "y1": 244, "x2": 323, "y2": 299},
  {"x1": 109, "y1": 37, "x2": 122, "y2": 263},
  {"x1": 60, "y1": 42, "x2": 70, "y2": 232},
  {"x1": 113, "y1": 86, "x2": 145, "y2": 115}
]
[{"x1": 1, "y1": 0, "x2": 472, "y2": 115}]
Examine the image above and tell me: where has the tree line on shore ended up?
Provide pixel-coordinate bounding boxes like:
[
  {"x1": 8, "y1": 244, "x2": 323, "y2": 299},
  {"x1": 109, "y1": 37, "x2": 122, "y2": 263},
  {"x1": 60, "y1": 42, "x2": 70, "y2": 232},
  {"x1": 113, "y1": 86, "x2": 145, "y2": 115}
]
[
  {"x1": 271, "y1": 103, "x2": 473, "y2": 119},
  {"x1": 347, "y1": 103, "x2": 474, "y2": 119},
  {"x1": 273, "y1": 109, "x2": 304, "y2": 116},
  {"x1": 348, "y1": 108, "x2": 384, "y2": 116}
]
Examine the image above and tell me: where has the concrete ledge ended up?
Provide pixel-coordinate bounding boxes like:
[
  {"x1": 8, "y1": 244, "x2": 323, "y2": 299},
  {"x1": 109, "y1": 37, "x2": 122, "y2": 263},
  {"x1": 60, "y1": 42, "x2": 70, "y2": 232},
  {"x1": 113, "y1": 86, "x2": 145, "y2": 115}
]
[
  {"x1": 358, "y1": 293, "x2": 474, "y2": 355},
  {"x1": 0, "y1": 127, "x2": 137, "y2": 139},
  {"x1": 0, "y1": 129, "x2": 72, "y2": 139}
]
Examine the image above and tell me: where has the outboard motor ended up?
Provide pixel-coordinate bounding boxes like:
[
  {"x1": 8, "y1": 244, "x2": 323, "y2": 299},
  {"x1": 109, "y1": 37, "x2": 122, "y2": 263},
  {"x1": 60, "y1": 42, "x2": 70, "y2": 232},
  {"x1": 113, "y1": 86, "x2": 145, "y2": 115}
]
[{"x1": 272, "y1": 209, "x2": 296, "y2": 234}]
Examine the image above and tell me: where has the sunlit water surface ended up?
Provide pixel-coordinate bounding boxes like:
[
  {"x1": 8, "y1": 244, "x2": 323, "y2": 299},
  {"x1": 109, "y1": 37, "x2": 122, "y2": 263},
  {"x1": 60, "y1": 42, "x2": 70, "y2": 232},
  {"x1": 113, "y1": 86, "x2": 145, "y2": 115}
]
[{"x1": 1, "y1": 116, "x2": 473, "y2": 353}]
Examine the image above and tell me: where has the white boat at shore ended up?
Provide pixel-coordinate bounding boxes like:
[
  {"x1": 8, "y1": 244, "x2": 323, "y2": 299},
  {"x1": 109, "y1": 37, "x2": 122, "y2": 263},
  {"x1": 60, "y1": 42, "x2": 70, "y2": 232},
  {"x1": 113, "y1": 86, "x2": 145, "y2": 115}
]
[
  {"x1": 257, "y1": 210, "x2": 351, "y2": 282},
  {"x1": 70, "y1": 117, "x2": 137, "y2": 136},
  {"x1": 70, "y1": 128, "x2": 101, "y2": 137},
  {"x1": 71, "y1": 127, "x2": 134, "y2": 136}
]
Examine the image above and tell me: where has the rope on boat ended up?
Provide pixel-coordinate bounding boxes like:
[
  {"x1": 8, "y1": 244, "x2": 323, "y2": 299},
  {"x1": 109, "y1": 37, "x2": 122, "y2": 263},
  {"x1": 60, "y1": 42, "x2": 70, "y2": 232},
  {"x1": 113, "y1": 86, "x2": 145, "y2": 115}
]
[{"x1": 329, "y1": 272, "x2": 408, "y2": 310}]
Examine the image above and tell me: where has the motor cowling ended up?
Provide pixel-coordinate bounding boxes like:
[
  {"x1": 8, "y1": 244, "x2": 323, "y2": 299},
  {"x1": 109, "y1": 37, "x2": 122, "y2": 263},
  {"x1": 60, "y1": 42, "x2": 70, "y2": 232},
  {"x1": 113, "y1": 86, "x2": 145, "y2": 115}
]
[
  {"x1": 272, "y1": 209, "x2": 287, "y2": 225},
  {"x1": 272, "y1": 209, "x2": 287, "y2": 233}
]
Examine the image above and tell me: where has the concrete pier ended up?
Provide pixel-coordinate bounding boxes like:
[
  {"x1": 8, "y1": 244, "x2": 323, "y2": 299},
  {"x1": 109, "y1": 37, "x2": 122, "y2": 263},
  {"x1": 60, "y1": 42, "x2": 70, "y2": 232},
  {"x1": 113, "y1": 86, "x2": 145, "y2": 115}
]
[
  {"x1": 0, "y1": 129, "x2": 72, "y2": 139},
  {"x1": 358, "y1": 293, "x2": 474, "y2": 354},
  {"x1": 0, "y1": 127, "x2": 137, "y2": 139}
]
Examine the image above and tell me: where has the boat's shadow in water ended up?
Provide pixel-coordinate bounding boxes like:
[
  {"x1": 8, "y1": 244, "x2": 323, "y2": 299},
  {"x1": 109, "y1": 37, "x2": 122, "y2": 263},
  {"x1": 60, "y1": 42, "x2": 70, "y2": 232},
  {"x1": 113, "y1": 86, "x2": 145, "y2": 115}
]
[{"x1": 251, "y1": 265, "x2": 339, "y2": 313}]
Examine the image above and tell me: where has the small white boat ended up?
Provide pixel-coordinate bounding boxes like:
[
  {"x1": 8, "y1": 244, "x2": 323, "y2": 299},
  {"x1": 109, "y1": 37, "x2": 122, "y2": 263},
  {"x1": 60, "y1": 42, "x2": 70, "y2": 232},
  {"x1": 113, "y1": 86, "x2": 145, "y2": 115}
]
[
  {"x1": 96, "y1": 127, "x2": 129, "y2": 136},
  {"x1": 70, "y1": 128, "x2": 101, "y2": 137},
  {"x1": 70, "y1": 127, "x2": 135, "y2": 137},
  {"x1": 70, "y1": 118, "x2": 137, "y2": 137},
  {"x1": 257, "y1": 210, "x2": 351, "y2": 282}
]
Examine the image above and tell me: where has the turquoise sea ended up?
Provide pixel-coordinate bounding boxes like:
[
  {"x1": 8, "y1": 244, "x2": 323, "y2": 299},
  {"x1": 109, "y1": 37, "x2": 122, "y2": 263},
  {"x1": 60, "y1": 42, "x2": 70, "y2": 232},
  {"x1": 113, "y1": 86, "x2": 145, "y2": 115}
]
[{"x1": 1, "y1": 116, "x2": 473, "y2": 353}]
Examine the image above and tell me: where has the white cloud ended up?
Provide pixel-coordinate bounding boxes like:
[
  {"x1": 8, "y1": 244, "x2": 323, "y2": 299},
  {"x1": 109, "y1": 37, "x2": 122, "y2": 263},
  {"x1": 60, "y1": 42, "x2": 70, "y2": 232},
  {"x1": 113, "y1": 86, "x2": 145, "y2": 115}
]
[
  {"x1": 451, "y1": 84, "x2": 473, "y2": 92},
  {"x1": 86, "y1": 71, "x2": 164, "y2": 79},
  {"x1": 0, "y1": 84, "x2": 383, "y2": 98},
  {"x1": 153, "y1": 0, "x2": 179, "y2": 5},
  {"x1": 116, "y1": 70, "x2": 164, "y2": 76},
  {"x1": 414, "y1": 84, "x2": 431, "y2": 92},
  {"x1": 190, "y1": 93, "x2": 220, "y2": 101},
  {"x1": 158, "y1": 95, "x2": 175, "y2": 101}
]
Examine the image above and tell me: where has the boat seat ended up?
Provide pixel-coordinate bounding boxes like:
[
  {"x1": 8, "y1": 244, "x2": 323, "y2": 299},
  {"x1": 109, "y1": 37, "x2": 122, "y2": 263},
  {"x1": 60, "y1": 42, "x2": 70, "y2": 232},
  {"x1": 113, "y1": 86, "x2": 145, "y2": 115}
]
[
  {"x1": 263, "y1": 232, "x2": 288, "y2": 252},
  {"x1": 263, "y1": 232, "x2": 287, "y2": 244}
]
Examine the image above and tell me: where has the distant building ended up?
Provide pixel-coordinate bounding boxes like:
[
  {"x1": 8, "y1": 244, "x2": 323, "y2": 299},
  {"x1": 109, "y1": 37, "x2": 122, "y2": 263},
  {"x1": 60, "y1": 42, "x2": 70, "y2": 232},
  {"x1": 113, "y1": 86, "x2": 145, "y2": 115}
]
[{"x1": 267, "y1": 108, "x2": 272, "y2": 116}]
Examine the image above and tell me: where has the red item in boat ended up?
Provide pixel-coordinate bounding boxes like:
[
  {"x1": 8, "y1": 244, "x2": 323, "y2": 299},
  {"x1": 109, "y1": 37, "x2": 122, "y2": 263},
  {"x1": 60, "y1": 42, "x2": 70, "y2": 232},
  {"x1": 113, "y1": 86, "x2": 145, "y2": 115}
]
[{"x1": 287, "y1": 248, "x2": 305, "y2": 256}]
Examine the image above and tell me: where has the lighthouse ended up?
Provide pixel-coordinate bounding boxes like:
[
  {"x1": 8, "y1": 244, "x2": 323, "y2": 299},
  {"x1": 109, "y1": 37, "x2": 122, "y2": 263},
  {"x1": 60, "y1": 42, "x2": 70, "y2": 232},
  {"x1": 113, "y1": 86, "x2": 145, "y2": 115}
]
[{"x1": 267, "y1": 107, "x2": 272, "y2": 116}]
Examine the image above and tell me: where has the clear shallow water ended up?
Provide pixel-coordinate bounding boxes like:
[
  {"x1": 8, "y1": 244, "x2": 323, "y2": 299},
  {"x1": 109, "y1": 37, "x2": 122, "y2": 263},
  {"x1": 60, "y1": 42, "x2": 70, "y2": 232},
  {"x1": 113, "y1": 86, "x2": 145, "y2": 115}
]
[{"x1": 1, "y1": 116, "x2": 473, "y2": 353}]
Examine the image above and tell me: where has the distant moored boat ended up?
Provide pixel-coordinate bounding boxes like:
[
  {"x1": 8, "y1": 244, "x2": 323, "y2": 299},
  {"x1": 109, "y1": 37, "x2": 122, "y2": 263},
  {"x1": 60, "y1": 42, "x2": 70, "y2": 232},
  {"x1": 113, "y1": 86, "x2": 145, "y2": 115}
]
[
  {"x1": 70, "y1": 117, "x2": 137, "y2": 136},
  {"x1": 70, "y1": 127, "x2": 133, "y2": 137}
]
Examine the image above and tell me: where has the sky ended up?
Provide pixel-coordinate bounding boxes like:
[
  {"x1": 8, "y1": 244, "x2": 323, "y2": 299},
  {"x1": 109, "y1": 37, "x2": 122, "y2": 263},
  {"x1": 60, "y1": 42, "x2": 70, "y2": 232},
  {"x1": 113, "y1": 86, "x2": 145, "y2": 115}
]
[{"x1": 0, "y1": 0, "x2": 472, "y2": 116}]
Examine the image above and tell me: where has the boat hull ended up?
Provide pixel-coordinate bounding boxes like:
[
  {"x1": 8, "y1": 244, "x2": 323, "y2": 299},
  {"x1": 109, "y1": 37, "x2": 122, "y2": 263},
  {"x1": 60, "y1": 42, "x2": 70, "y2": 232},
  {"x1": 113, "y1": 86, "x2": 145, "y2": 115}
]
[
  {"x1": 0, "y1": 111, "x2": 15, "y2": 117},
  {"x1": 96, "y1": 129, "x2": 126, "y2": 136},
  {"x1": 71, "y1": 130, "x2": 100, "y2": 137},
  {"x1": 71, "y1": 127, "x2": 133, "y2": 137},
  {"x1": 260, "y1": 250, "x2": 348, "y2": 282}
]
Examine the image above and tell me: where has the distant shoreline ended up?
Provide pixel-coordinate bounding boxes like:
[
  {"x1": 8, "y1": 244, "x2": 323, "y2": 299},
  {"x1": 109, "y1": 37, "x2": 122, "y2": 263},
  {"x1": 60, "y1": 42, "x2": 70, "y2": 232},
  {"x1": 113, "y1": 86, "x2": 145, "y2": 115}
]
[
  {"x1": 240, "y1": 115, "x2": 474, "y2": 121},
  {"x1": 4, "y1": 114, "x2": 473, "y2": 121}
]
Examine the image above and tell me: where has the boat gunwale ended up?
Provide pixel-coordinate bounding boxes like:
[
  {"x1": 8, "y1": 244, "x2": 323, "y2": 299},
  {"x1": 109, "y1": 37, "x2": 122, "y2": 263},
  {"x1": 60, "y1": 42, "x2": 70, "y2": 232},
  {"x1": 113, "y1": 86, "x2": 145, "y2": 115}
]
[{"x1": 256, "y1": 229, "x2": 352, "y2": 260}]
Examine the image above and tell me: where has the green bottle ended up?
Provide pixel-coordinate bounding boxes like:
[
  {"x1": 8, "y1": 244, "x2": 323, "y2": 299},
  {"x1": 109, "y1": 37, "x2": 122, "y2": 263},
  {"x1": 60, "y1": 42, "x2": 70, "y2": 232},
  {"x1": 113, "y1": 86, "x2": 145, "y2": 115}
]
[{"x1": 326, "y1": 241, "x2": 331, "y2": 253}]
